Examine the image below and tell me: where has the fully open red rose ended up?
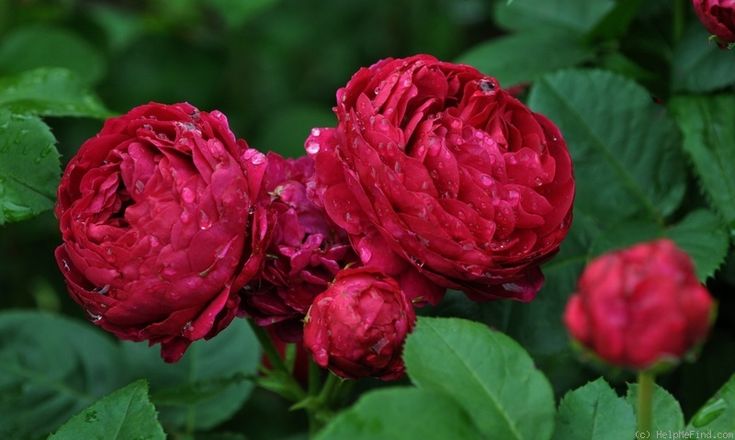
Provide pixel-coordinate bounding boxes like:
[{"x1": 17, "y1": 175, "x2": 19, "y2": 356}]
[
  {"x1": 55, "y1": 102, "x2": 268, "y2": 362},
  {"x1": 303, "y1": 267, "x2": 415, "y2": 380},
  {"x1": 306, "y1": 55, "x2": 574, "y2": 303},
  {"x1": 564, "y1": 239, "x2": 714, "y2": 369},
  {"x1": 692, "y1": 0, "x2": 735, "y2": 46},
  {"x1": 241, "y1": 153, "x2": 357, "y2": 341}
]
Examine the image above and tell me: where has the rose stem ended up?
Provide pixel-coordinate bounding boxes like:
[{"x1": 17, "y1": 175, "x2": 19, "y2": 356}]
[
  {"x1": 308, "y1": 358, "x2": 322, "y2": 395},
  {"x1": 247, "y1": 320, "x2": 306, "y2": 401},
  {"x1": 637, "y1": 370, "x2": 655, "y2": 434}
]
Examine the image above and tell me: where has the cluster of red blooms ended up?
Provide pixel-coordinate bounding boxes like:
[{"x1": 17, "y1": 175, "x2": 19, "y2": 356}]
[{"x1": 55, "y1": 52, "x2": 714, "y2": 380}]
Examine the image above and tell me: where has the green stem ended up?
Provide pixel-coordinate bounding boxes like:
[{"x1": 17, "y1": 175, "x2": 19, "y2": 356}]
[
  {"x1": 637, "y1": 371, "x2": 655, "y2": 434},
  {"x1": 317, "y1": 373, "x2": 341, "y2": 405},
  {"x1": 247, "y1": 320, "x2": 306, "y2": 401},
  {"x1": 308, "y1": 359, "x2": 322, "y2": 395},
  {"x1": 673, "y1": 0, "x2": 685, "y2": 43}
]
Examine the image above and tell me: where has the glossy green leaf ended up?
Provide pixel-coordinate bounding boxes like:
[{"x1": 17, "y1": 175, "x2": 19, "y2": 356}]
[
  {"x1": 121, "y1": 319, "x2": 260, "y2": 432},
  {"x1": 586, "y1": 0, "x2": 643, "y2": 41},
  {"x1": 589, "y1": 210, "x2": 728, "y2": 281},
  {"x1": 0, "y1": 68, "x2": 111, "y2": 118},
  {"x1": 495, "y1": 0, "x2": 615, "y2": 33},
  {"x1": 627, "y1": 383, "x2": 685, "y2": 432},
  {"x1": 529, "y1": 69, "x2": 686, "y2": 224},
  {"x1": 404, "y1": 317, "x2": 555, "y2": 440},
  {"x1": 687, "y1": 374, "x2": 735, "y2": 433},
  {"x1": 457, "y1": 29, "x2": 594, "y2": 87},
  {"x1": 0, "y1": 26, "x2": 105, "y2": 84},
  {"x1": 0, "y1": 110, "x2": 59, "y2": 224},
  {"x1": 673, "y1": 24, "x2": 735, "y2": 93},
  {"x1": 316, "y1": 388, "x2": 482, "y2": 440},
  {"x1": 670, "y1": 95, "x2": 735, "y2": 237},
  {"x1": 667, "y1": 210, "x2": 728, "y2": 280},
  {"x1": 49, "y1": 380, "x2": 165, "y2": 440},
  {"x1": 553, "y1": 378, "x2": 635, "y2": 440},
  {"x1": 0, "y1": 311, "x2": 123, "y2": 439}
]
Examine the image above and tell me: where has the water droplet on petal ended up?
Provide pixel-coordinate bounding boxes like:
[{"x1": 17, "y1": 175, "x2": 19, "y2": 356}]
[
  {"x1": 250, "y1": 152, "x2": 266, "y2": 165},
  {"x1": 358, "y1": 246, "x2": 372, "y2": 263},
  {"x1": 311, "y1": 128, "x2": 321, "y2": 137},
  {"x1": 306, "y1": 142, "x2": 320, "y2": 154},
  {"x1": 135, "y1": 180, "x2": 145, "y2": 193},
  {"x1": 480, "y1": 175, "x2": 493, "y2": 186},
  {"x1": 181, "y1": 187, "x2": 195, "y2": 203},
  {"x1": 199, "y1": 210, "x2": 212, "y2": 230}
]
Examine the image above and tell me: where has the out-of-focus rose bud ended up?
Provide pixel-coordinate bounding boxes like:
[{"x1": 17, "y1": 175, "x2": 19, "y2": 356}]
[
  {"x1": 692, "y1": 0, "x2": 735, "y2": 47},
  {"x1": 241, "y1": 153, "x2": 357, "y2": 341},
  {"x1": 55, "y1": 102, "x2": 268, "y2": 362},
  {"x1": 303, "y1": 268, "x2": 415, "y2": 380},
  {"x1": 306, "y1": 54, "x2": 574, "y2": 304},
  {"x1": 564, "y1": 239, "x2": 714, "y2": 370}
]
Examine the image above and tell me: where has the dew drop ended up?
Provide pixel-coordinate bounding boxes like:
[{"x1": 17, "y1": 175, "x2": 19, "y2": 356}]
[
  {"x1": 480, "y1": 175, "x2": 493, "y2": 186},
  {"x1": 306, "y1": 142, "x2": 320, "y2": 154},
  {"x1": 181, "y1": 187, "x2": 195, "y2": 203},
  {"x1": 199, "y1": 210, "x2": 213, "y2": 230},
  {"x1": 135, "y1": 180, "x2": 145, "y2": 193},
  {"x1": 311, "y1": 128, "x2": 321, "y2": 137},
  {"x1": 250, "y1": 152, "x2": 266, "y2": 165},
  {"x1": 358, "y1": 246, "x2": 372, "y2": 263}
]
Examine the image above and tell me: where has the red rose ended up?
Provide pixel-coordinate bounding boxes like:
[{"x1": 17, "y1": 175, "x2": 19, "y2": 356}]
[
  {"x1": 303, "y1": 267, "x2": 415, "y2": 380},
  {"x1": 692, "y1": 0, "x2": 735, "y2": 46},
  {"x1": 241, "y1": 153, "x2": 357, "y2": 341},
  {"x1": 306, "y1": 55, "x2": 574, "y2": 303},
  {"x1": 564, "y1": 239, "x2": 714, "y2": 369},
  {"x1": 55, "y1": 102, "x2": 268, "y2": 362}
]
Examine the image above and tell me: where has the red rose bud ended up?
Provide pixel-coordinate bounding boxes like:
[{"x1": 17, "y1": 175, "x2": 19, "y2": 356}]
[
  {"x1": 692, "y1": 0, "x2": 735, "y2": 47},
  {"x1": 306, "y1": 55, "x2": 574, "y2": 304},
  {"x1": 55, "y1": 102, "x2": 269, "y2": 362},
  {"x1": 303, "y1": 268, "x2": 416, "y2": 380},
  {"x1": 241, "y1": 153, "x2": 357, "y2": 341},
  {"x1": 564, "y1": 239, "x2": 714, "y2": 370}
]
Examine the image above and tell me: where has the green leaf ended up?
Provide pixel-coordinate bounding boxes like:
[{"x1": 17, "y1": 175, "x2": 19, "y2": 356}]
[
  {"x1": 0, "y1": 68, "x2": 111, "y2": 118},
  {"x1": 673, "y1": 24, "x2": 735, "y2": 93},
  {"x1": 553, "y1": 378, "x2": 635, "y2": 440},
  {"x1": 0, "y1": 110, "x2": 60, "y2": 224},
  {"x1": 49, "y1": 380, "x2": 165, "y2": 440},
  {"x1": 121, "y1": 319, "x2": 260, "y2": 432},
  {"x1": 589, "y1": 210, "x2": 728, "y2": 281},
  {"x1": 457, "y1": 29, "x2": 594, "y2": 87},
  {"x1": 205, "y1": 0, "x2": 277, "y2": 29},
  {"x1": 627, "y1": 383, "x2": 685, "y2": 432},
  {"x1": 670, "y1": 95, "x2": 735, "y2": 237},
  {"x1": 0, "y1": 311, "x2": 123, "y2": 439},
  {"x1": 528, "y1": 69, "x2": 686, "y2": 224},
  {"x1": 687, "y1": 374, "x2": 735, "y2": 433},
  {"x1": 0, "y1": 26, "x2": 105, "y2": 84},
  {"x1": 586, "y1": 0, "x2": 643, "y2": 41},
  {"x1": 316, "y1": 388, "x2": 483, "y2": 440},
  {"x1": 667, "y1": 210, "x2": 728, "y2": 280},
  {"x1": 404, "y1": 317, "x2": 555, "y2": 440},
  {"x1": 87, "y1": 4, "x2": 145, "y2": 52},
  {"x1": 494, "y1": 0, "x2": 615, "y2": 34}
]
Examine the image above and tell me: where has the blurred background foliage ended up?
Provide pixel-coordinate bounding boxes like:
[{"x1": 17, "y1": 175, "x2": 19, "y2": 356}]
[{"x1": 1, "y1": 0, "x2": 734, "y2": 438}]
